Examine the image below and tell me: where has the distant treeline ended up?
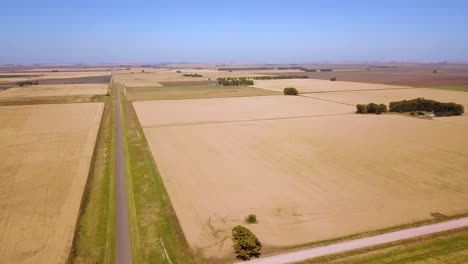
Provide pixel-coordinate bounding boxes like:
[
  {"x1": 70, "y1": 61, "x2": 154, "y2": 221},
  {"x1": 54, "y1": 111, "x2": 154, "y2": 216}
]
[
  {"x1": 389, "y1": 98, "x2": 464, "y2": 116},
  {"x1": 252, "y1": 75, "x2": 308, "y2": 80},
  {"x1": 17, "y1": 80, "x2": 39, "y2": 86},
  {"x1": 218, "y1": 67, "x2": 274, "y2": 71},
  {"x1": 217, "y1": 77, "x2": 254, "y2": 86},
  {"x1": 183, "y1": 73, "x2": 203, "y2": 77},
  {"x1": 356, "y1": 103, "x2": 388, "y2": 114},
  {"x1": 217, "y1": 67, "x2": 333, "y2": 72}
]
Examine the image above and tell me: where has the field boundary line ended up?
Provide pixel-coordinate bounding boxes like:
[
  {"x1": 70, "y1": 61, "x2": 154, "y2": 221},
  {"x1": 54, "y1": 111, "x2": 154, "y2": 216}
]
[
  {"x1": 142, "y1": 113, "x2": 354, "y2": 128},
  {"x1": 239, "y1": 217, "x2": 468, "y2": 264}
]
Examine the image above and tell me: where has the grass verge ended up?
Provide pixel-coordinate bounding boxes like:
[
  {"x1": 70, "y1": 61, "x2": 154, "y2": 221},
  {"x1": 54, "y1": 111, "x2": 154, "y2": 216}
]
[
  {"x1": 297, "y1": 228, "x2": 468, "y2": 263},
  {"x1": 119, "y1": 84, "x2": 199, "y2": 263},
  {"x1": 67, "y1": 85, "x2": 116, "y2": 264},
  {"x1": 430, "y1": 85, "x2": 468, "y2": 92},
  {"x1": 260, "y1": 212, "x2": 468, "y2": 257}
]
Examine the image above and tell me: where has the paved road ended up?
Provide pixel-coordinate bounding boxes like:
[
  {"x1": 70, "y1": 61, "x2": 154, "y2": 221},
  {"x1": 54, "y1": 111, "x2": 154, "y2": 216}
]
[
  {"x1": 240, "y1": 217, "x2": 468, "y2": 264},
  {"x1": 115, "y1": 86, "x2": 132, "y2": 264}
]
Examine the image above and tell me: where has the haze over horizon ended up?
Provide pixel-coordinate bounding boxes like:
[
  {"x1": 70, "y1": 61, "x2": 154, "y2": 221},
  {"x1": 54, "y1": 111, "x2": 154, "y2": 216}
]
[{"x1": 1, "y1": 0, "x2": 468, "y2": 64}]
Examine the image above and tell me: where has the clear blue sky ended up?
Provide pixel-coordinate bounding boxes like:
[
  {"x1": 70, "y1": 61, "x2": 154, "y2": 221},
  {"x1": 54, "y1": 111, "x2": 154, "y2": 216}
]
[{"x1": 1, "y1": 0, "x2": 468, "y2": 64}]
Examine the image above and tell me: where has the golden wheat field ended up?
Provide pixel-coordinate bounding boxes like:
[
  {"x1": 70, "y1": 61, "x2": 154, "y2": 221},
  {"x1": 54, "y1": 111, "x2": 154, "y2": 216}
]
[
  {"x1": 135, "y1": 96, "x2": 468, "y2": 260},
  {"x1": 0, "y1": 84, "x2": 108, "y2": 98},
  {"x1": 0, "y1": 103, "x2": 103, "y2": 264}
]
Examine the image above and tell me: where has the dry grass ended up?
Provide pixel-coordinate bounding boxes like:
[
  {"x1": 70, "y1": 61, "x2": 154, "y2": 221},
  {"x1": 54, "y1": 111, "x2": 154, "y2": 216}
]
[
  {"x1": 253, "y1": 79, "x2": 411, "y2": 93},
  {"x1": 135, "y1": 96, "x2": 468, "y2": 260},
  {"x1": 0, "y1": 84, "x2": 108, "y2": 98},
  {"x1": 0, "y1": 103, "x2": 104, "y2": 264}
]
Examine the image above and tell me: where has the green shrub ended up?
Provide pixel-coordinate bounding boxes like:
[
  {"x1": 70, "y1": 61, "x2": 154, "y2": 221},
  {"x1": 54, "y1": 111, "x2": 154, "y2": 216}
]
[
  {"x1": 330, "y1": 77, "x2": 337, "y2": 81},
  {"x1": 232, "y1": 226, "x2": 262, "y2": 260},
  {"x1": 417, "y1": 111, "x2": 425, "y2": 116},
  {"x1": 356, "y1": 103, "x2": 387, "y2": 114},
  {"x1": 356, "y1": 104, "x2": 367, "y2": 113},
  {"x1": 283, "y1": 87, "x2": 298, "y2": 95},
  {"x1": 410, "y1": 111, "x2": 416, "y2": 116},
  {"x1": 245, "y1": 214, "x2": 257, "y2": 224}
]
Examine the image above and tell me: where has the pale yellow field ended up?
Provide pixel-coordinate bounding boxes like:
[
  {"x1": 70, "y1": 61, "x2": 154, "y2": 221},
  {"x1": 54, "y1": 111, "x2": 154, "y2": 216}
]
[
  {"x1": 133, "y1": 95, "x2": 354, "y2": 127},
  {"x1": 253, "y1": 79, "x2": 411, "y2": 93},
  {"x1": 113, "y1": 68, "x2": 302, "y2": 86},
  {"x1": 0, "y1": 84, "x2": 108, "y2": 98},
  {"x1": 0, "y1": 103, "x2": 104, "y2": 264},
  {"x1": 0, "y1": 71, "x2": 110, "y2": 83},
  {"x1": 135, "y1": 96, "x2": 468, "y2": 260},
  {"x1": 302, "y1": 88, "x2": 468, "y2": 126}
]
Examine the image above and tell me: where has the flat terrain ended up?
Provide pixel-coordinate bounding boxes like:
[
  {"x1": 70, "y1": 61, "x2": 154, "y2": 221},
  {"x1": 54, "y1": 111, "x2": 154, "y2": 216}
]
[
  {"x1": 270, "y1": 68, "x2": 468, "y2": 87},
  {"x1": 303, "y1": 88, "x2": 468, "y2": 126},
  {"x1": 252, "y1": 79, "x2": 411, "y2": 93},
  {"x1": 0, "y1": 84, "x2": 108, "y2": 98},
  {"x1": 0, "y1": 103, "x2": 104, "y2": 264},
  {"x1": 127, "y1": 85, "x2": 280, "y2": 101},
  {"x1": 133, "y1": 95, "x2": 353, "y2": 127},
  {"x1": 135, "y1": 95, "x2": 468, "y2": 260}
]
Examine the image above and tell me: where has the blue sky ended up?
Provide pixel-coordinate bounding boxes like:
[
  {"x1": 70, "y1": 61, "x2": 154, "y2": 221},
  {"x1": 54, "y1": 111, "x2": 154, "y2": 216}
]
[{"x1": 1, "y1": 0, "x2": 468, "y2": 64}]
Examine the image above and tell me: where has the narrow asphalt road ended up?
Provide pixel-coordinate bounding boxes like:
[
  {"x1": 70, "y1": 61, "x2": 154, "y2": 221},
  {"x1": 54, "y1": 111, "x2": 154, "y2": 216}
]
[
  {"x1": 115, "y1": 86, "x2": 132, "y2": 264},
  {"x1": 240, "y1": 217, "x2": 468, "y2": 264}
]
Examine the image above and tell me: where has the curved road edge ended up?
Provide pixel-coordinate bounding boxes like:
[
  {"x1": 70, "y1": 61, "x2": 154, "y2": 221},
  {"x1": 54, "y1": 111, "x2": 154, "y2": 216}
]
[{"x1": 239, "y1": 217, "x2": 468, "y2": 264}]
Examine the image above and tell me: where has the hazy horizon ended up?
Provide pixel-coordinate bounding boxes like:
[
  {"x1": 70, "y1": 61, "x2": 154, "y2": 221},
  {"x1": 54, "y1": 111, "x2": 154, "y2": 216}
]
[{"x1": 2, "y1": 0, "x2": 468, "y2": 64}]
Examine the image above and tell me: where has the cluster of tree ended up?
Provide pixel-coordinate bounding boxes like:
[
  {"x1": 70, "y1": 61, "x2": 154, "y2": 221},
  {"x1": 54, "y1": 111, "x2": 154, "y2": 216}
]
[
  {"x1": 232, "y1": 226, "x2": 262, "y2": 260},
  {"x1": 389, "y1": 98, "x2": 464, "y2": 116},
  {"x1": 319, "y1": 68, "x2": 333, "y2": 72},
  {"x1": 303, "y1": 68, "x2": 317, "y2": 72},
  {"x1": 283, "y1": 87, "x2": 298, "y2": 95},
  {"x1": 17, "y1": 80, "x2": 39, "y2": 86},
  {"x1": 330, "y1": 77, "x2": 337, "y2": 81},
  {"x1": 356, "y1": 103, "x2": 388, "y2": 114},
  {"x1": 183, "y1": 73, "x2": 203, "y2": 77},
  {"x1": 217, "y1": 77, "x2": 254, "y2": 86},
  {"x1": 218, "y1": 67, "x2": 274, "y2": 71},
  {"x1": 252, "y1": 75, "x2": 308, "y2": 80}
]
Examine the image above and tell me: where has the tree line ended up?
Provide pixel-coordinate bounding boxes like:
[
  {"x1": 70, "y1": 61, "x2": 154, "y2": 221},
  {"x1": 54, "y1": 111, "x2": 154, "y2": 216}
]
[
  {"x1": 217, "y1": 77, "x2": 254, "y2": 86},
  {"x1": 356, "y1": 103, "x2": 388, "y2": 114},
  {"x1": 389, "y1": 98, "x2": 464, "y2": 116},
  {"x1": 252, "y1": 75, "x2": 308, "y2": 80},
  {"x1": 17, "y1": 80, "x2": 39, "y2": 86}
]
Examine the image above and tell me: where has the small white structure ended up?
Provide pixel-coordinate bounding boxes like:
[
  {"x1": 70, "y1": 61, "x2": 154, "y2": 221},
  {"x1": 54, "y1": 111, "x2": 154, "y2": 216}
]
[{"x1": 429, "y1": 111, "x2": 435, "y2": 117}]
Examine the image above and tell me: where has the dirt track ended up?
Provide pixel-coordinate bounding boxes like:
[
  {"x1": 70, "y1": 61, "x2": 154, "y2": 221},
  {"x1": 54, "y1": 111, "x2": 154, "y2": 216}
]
[{"x1": 240, "y1": 217, "x2": 468, "y2": 264}]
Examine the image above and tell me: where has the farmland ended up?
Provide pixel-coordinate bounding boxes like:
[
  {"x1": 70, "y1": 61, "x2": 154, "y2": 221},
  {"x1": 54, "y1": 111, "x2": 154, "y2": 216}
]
[
  {"x1": 0, "y1": 103, "x2": 103, "y2": 264},
  {"x1": 1, "y1": 63, "x2": 467, "y2": 264},
  {"x1": 134, "y1": 91, "x2": 468, "y2": 260}
]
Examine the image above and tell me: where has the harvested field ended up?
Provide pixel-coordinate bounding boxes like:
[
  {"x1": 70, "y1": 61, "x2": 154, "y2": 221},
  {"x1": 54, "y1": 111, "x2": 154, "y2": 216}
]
[
  {"x1": 113, "y1": 68, "x2": 302, "y2": 86},
  {"x1": 302, "y1": 88, "x2": 468, "y2": 127},
  {"x1": 0, "y1": 84, "x2": 108, "y2": 98},
  {"x1": 137, "y1": 111, "x2": 468, "y2": 260},
  {"x1": 269, "y1": 69, "x2": 468, "y2": 87},
  {"x1": 133, "y1": 96, "x2": 353, "y2": 127},
  {"x1": 0, "y1": 103, "x2": 104, "y2": 264},
  {"x1": 0, "y1": 72, "x2": 111, "y2": 84},
  {"x1": 126, "y1": 85, "x2": 280, "y2": 101},
  {"x1": 253, "y1": 79, "x2": 411, "y2": 93}
]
